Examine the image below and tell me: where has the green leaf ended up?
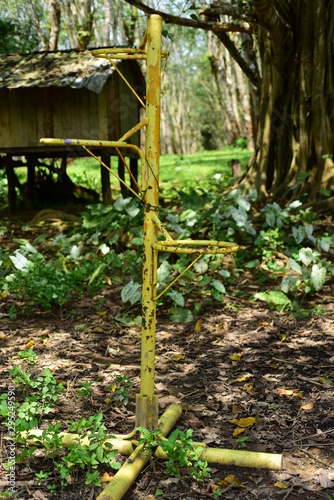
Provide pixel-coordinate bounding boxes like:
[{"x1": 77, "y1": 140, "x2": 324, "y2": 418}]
[
  {"x1": 318, "y1": 238, "x2": 331, "y2": 252},
  {"x1": 190, "y1": 13, "x2": 199, "y2": 21},
  {"x1": 169, "y1": 308, "x2": 194, "y2": 323},
  {"x1": 254, "y1": 291, "x2": 291, "y2": 312},
  {"x1": 70, "y1": 245, "x2": 82, "y2": 260},
  {"x1": 10, "y1": 252, "x2": 29, "y2": 272},
  {"x1": 166, "y1": 289, "x2": 185, "y2": 307},
  {"x1": 305, "y1": 225, "x2": 316, "y2": 243},
  {"x1": 299, "y1": 247, "x2": 314, "y2": 266},
  {"x1": 157, "y1": 261, "x2": 170, "y2": 282},
  {"x1": 88, "y1": 264, "x2": 105, "y2": 286},
  {"x1": 218, "y1": 269, "x2": 230, "y2": 278},
  {"x1": 211, "y1": 279, "x2": 226, "y2": 293},
  {"x1": 289, "y1": 258, "x2": 302, "y2": 275},
  {"x1": 281, "y1": 274, "x2": 300, "y2": 293},
  {"x1": 98, "y1": 243, "x2": 110, "y2": 255},
  {"x1": 121, "y1": 280, "x2": 142, "y2": 305},
  {"x1": 311, "y1": 265, "x2": 326, "y2": 291},
  {"x1": 245, "y1": 259, "x2": 260, "y2": 269},
  {"x1": 211, "y1": 288, "x2": 222, "y2": 302},
  {"x1": 292, "y1": 226, "x2": 304, "y2": 244},
  {"x1": 193, "y1": 258, "x2": 208, "y2": 274}
]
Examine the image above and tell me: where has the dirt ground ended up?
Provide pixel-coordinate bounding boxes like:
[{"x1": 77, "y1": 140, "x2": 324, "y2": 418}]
[{"x1": 0, "y1": 214, "x2": 333, "y2": 500}]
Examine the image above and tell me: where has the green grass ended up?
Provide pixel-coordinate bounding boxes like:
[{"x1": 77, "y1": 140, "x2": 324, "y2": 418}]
[
  {"x1": 0, "y1": 147, "x2": 252, "y2": 210},
  {"x1": 68, "y1": 146, "x2": 252, "y2": 195}
]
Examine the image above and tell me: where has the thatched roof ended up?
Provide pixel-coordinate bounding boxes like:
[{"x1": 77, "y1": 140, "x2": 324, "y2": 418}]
[{"x1": 0, "y1": 49, "x2": 120, "y2": 94}]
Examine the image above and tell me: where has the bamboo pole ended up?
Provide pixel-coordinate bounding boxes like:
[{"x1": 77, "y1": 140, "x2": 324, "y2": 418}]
[
  {"x1": 136, "y1": 14, "x2": 162, "y2": 431},
  {"x1": 20, "y1": 428, "x2": 282, "y2": 472},
  {"x1": 155, "y1": 445, "x2": 283, "y2": 470},
  {"x1": 96, "y1": 404, "x2": 182, "y2": 500}
]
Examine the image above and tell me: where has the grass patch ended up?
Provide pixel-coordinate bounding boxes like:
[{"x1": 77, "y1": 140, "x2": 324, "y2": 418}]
[{"x1": 68, "y1": 146, "x2": 252, "y2": 195}]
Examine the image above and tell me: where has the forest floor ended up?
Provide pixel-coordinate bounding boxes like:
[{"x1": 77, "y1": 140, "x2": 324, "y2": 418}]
[{"x1": 0, "y1": 211, "x2": 334, "y2": 500}]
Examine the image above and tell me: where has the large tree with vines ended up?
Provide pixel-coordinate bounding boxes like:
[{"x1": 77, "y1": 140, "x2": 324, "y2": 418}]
[{"x1": 123, "y1": 0, "x2": 334, "y2": 210}]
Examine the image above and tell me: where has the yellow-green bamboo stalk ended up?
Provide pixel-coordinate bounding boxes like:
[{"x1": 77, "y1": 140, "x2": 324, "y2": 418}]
[
  {"x1": 96, "y1": 403, "x2": 182, "y2": 500},
  {"x1": 136, "y1": 14, "x2": 162, "y2": 431},
  {"x1": 155, "y1": 445, "x2": 283, "y2": 470}
]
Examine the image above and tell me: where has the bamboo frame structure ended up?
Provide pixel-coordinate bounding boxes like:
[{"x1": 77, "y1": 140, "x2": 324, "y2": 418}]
[{"x1": 39, "y1": 15, "x2": 283, "y2": 499}]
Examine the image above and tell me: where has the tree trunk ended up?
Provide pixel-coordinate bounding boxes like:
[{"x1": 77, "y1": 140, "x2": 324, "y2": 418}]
[
  {"x1": 246, "y1": 0, "x2": 334, "y2": 204},
  {"x1": 49, "y1": 0, "x2": 61, "y2": 50}
]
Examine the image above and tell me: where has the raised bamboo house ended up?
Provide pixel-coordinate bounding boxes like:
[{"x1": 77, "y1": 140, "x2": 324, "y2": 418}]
[{"x1": 0, "y1": 48, "x2": 145, "y2": 212}]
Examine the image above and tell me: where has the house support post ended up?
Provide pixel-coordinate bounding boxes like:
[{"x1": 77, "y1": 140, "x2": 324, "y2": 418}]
[{"x1": 6, "y1": 155, "x2": 16, "y2": 214}]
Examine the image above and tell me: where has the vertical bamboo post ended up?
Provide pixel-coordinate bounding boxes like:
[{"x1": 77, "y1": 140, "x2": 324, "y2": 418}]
[{"x1": 136, "y1": 15, "x2": 162, "y2": 431}]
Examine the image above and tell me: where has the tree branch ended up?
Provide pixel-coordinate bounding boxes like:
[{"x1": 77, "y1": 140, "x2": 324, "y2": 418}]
[
  {"x1": 123, "y1": 0, "x2": 260, "y2": 88},
  {"x1": 124, "y1": 0, "x2": 251, "y2": 33}
]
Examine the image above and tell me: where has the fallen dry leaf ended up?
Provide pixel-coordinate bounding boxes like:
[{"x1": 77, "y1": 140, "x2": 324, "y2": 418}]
[
  {"x1": 274, "y1": 481, "x2": 289, "y2": 489},
  {"x1": 277, "y1": 388, "x2": 294, "y2": 396},
  {"x1": 172, "y1": 353, "x2": 184, "y2": 362},
  {"x1": 230, "y1": 353, "x2": 242, "y2": 362},
  {"x1": 194, "y1": 319, "x2": 202, "y2": 333},
  {"x1": 300, "y1": 401, "x2": 314, "y2": 411},
  {"x1": 233, "y1": 427, "x2": 245, "y2": 437},
  {"x1": 92, "y1": 327, "x2": 104, "y2": 333},
  {"x1": 217, "y1": 474, "x2": 244, "y2": 488},
  {"x1": 230, "y1": 417, "x2": 256, "y2": 428},
  {"x1": 258, "y1": 321, "x2": 269, "y2": 327},
  {"x1": 100, "y1": 471, "x2": 114, "y2": 483},
  {"x1": 232, "y1": 404, "x2": 242, "y2": 414},
  {"x1": 318, "y1": 468, "x2": 333, "y2": 489}
]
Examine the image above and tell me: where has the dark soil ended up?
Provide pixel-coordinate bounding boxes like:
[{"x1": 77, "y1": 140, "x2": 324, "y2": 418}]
[{"x1": 0, "y1": 212, "x2": 333, "y2": 500}]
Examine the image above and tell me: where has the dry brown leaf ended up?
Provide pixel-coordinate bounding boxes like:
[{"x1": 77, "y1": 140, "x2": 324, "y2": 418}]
[
  {"x1": 274, "y1": 481, "x2": 289, "y2": 489},
  {"x1": 318, "y1": 468, "x2": 333, "y2": 488},
  {"x1": 194, "y1": 319, "x2": 202, "y2": 333},
  {"x1": 217, "y1": 474, "x2": 244, "y2": 488},
  {"x1": 92, "y1": 327, "x2": 104, "y2": 333},
  {"x1": 277, "y1": 388, "x2": 294, "y2": 396},
  {"x1": 233, "y1": 427, "x2": 245, "y2": 437},
  {"x1": 300, "y1": 401, "x2": 314, "y2": 411},
  {"x1": 172, "y1": 353, "x2": 184, "y2": 362},
  {"x1": 232, "y1": 404, "x2": 242, "y2": 414},
  {"x1": 100, "y1": 471, "x2": 114, "y2": 483},
  {"x1": 230, "y1": 417, "x2": 256, "y2": 428}
]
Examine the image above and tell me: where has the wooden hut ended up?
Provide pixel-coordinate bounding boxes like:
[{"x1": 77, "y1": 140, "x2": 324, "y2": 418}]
[{"x1": 0, "y1": 48, "x2": 145, "y2": 212}]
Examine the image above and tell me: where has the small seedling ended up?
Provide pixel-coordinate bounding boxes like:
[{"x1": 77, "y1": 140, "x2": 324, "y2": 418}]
[
  {"x1": 235, "y1": 435, "x2": 249, "y2": 448},
  {"x1": 18, "y1": 346, "x2": 37, "y2": 365},
  {"x1": 35, "y1": 470, "x2": 52, "y2": 484},
  {"x1": 76, "y1": 381, "x2": 94, "y2": 399},
  {"x1": 114, "y1": 374, "x2": 133, "y2": 406},
  {"x1": 137, "y1": 426, "x2": 162, "y2": 456}
]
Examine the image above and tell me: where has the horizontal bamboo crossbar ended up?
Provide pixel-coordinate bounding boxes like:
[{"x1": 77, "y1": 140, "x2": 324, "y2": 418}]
[{"x1": 153, "y1": 239, "x2": 239, "y2": 255}]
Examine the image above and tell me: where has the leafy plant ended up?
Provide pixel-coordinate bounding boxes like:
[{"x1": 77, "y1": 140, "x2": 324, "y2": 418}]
[
  {"x1": 76, "y1": 381, "x2": 94, "y2": 399},
  {"x1": 137, "y1": 426, "x2": 162, "y2": 455},
  {"x1": 114, "y1": 375, "x2": 133, "y2": 406},
  {"x1": 159, "y1": 428, "x2": 211, "y2": 482}
]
